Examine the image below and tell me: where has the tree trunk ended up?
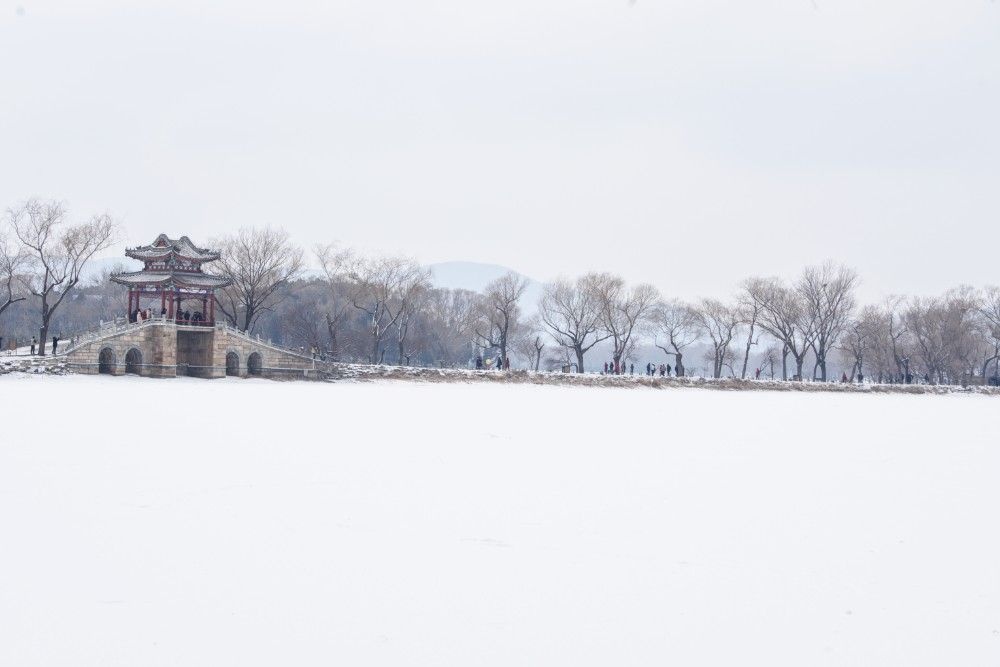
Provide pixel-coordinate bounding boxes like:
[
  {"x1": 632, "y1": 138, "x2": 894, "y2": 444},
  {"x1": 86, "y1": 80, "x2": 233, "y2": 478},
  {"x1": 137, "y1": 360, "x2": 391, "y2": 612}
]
[
  {"x1": 740, "y1": 325, "x2": 755, "y2": 379},
  {"x1": 795, "y1": 355, "x2": 805, "y2": 381},
  {"x1": 575, "y1": 346, "x2": 585, "y2": 373},
  {"x1": 326, "y1": 315, "x2": 339, "y2": 360},
  {"x1": 675, "y1": 351, "x2": 685, "y2": 377},
  {"x1": 781, "y1": 345, "x2": 789, "y2": 380}
]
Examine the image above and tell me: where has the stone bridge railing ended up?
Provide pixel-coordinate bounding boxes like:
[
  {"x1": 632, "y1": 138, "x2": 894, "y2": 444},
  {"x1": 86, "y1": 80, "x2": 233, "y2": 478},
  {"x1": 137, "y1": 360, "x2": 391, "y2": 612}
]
[{"x1": 59, "y1": 315, "x2": 170, "y2": 356}]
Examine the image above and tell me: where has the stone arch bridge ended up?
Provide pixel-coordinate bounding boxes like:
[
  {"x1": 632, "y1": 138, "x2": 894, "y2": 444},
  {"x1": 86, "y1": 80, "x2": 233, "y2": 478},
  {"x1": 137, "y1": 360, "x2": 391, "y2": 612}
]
[{"x1": 62, "y1": 317, "x2": 329, "y2": 380}]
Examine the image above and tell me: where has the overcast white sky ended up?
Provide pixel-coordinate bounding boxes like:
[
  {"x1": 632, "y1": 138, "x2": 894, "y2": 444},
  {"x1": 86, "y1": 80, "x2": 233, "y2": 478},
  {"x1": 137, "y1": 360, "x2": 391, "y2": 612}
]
[{"x1": 1, "y1": 1, "x2": 997, "y2": 301}]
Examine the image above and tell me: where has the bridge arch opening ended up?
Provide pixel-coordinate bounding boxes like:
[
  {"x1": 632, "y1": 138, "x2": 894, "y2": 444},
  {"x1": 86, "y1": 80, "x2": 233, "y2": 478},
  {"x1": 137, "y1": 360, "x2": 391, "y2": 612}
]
[
  {"x1": 125, "y1": 348, "x2": 143, "y2": 376},
  {"x1": 98, "y1": 347, "x2": 116, "y2": 374},
  {"x1": 226, "y1": 351, "x2": 240, "y2": 376},
  {"x1": 247, "y1": 352, "x2": 262, "y2": 376}
]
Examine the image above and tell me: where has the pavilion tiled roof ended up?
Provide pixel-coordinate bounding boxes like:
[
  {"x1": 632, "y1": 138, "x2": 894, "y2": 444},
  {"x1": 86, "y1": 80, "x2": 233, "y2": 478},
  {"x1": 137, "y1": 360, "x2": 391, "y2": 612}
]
[
  {"x1": 125, "y1": 234, "x2": 221, "y2": 262},
  {"x1": 110, "y1": 270, "x2": 232, "y2": 289}
]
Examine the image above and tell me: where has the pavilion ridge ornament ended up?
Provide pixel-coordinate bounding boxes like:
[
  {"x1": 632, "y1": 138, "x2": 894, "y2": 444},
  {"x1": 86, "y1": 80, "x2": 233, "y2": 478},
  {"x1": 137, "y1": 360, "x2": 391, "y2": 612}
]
[{"x1": 111, "y1": 234, "x2": 231, "y2": 325}]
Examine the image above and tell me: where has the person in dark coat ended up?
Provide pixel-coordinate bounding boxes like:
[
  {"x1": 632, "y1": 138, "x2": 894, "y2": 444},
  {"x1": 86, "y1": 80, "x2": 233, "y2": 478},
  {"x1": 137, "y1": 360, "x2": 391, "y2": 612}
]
[
  {"x1": 755, "y1": 367, "x2": 761, "y2": 380},
  {"x1": 475, "y1": 355, "x2": 483, "y2": 370},
  {"x1": 603, "y1": 361, "x2": 608, "y2": 374},
  {"x1": 30, "y1": 337, "x2": 36, "y2": 355},
  {"x1": 52, "y1": 336, "x2": 59, "y2": 355},
  {"x1": 666, "y1": 364, "x2": 672, "y2": 377}
]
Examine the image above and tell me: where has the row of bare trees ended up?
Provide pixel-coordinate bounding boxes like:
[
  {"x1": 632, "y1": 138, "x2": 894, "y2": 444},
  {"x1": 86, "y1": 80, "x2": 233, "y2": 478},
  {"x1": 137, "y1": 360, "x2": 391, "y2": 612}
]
[{"x1": 3, "y1": 210, "x2": 999, "y2": 384}]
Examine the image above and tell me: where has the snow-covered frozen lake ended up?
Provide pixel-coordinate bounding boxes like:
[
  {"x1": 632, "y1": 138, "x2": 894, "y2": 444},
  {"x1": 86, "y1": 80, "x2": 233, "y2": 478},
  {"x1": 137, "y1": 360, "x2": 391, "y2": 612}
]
[{"x1": 1, "y1": 375, "x2": 998, "y2": 666}]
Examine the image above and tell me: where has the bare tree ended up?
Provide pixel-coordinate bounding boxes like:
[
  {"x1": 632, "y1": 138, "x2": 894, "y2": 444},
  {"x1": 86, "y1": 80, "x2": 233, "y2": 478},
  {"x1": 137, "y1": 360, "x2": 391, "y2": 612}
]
[
  {"x1": 419, "y1": 287, "x2": 479, "y2": 367},
  {"x1": 652, "y1": 299, "x2": 700, "y2": 376},
  {"x1": 742, "y1": 276, "x2": 815, "y2": 380},
  {"x1": 0, "y1": 225, "x2": 28, "y2": 322},
  {"x1": 798, "y1": 261, "x2": 858, "y2": 380},
  {"x1": 315, "y1": 243, "x2": 355, "y2": 359},
  {"x1": 757, "y1": 344, "x2": 780, "y2": 379},
  {"x1": 839, "y1": 305, "x2": 880, "y2": 381},
  {"x1": 736, "y1": 289, "x2": 767, "y2": 379},
  {"x1": 349, "y1": 255, "x2": 428, "y2": 364},
  {"x1": 213, "y1": 227, "x2": 304, "y2": 333},
  {"x1": 474, "y1": 271, "x2": 528, "y2": 365},
  {"x1": 538, "y1": 273, "x2": 608, "y2": 373},
  {"x1": 513, "y1": 316, "x2": 546, "y2": 371},
  {"x1": 592, "y1": 272, "x2": 659, "y2": 369},
  {"x1": 979, "y1": 286, "x2": 1000, "y2": 379},
  {"x1": 391, "y1": 267, "x2": 433, "y2": 365},
  {"x1": 904, "y1": 287, "x2": 980, "y2": 384},
  {"x1": 9, "y1": 199, "x2": 118, "y2": 355},
  {"x1": 693, "y1": 298, "x2": 740, "y2": 378}
]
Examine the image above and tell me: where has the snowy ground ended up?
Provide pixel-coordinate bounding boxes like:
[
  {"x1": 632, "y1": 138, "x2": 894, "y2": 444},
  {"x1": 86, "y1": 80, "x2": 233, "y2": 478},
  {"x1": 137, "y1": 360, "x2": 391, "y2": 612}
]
[{"x1": 1, "y1": 375, "x2": 998, "y2": 666}]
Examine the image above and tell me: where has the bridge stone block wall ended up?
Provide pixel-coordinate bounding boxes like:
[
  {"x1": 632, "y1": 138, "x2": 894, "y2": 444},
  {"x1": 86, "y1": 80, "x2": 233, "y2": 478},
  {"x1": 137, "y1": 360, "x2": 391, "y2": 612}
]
[
  {"x1": 64, "y1": 321, "x2": 178, "y2": 377},
  {"x1": 177, "y1": 329, "x2": 217, "y2": 378},
  {"x1": 211, "y1": 327, "x2": 322, "y2": 380},
  {"x1": 63, "y1": 320, "x2": 325, "y2": 380}
]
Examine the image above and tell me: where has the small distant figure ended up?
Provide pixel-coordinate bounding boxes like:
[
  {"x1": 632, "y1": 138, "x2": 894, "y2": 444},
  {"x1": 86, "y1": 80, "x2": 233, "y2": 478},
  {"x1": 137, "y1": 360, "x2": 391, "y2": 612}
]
[
  {"x1": 857, "y1": 372, "x2": 864, "y2": 383},
  {"x1": 603, "y1": 361, "x2": 608, "y2": 375},
  {"x1": 52, "y1": 336, "x2": 59, "y2": 355},
  {"x1": 658, "y1": 363, "x2": 666, "y2": 377},
  {"x1": 30, "y1": 337, "x2": 37, "y2": 355},
  {"x1": 841, "y1": 372, "x2": 849, "y2": 383},
  {"x1": 503, "y1": 357, "x2": 510, "y2": 371},
  {"x1": 629, "y1": 363, "x2": 634, "y2": 375},
  {"x1": 755, "y1": 367, "x2": 761, "y2": 380},
  {"x1": 475, "y1": 355, "x2": 483, "y2": 370},
  {"x1": 495, "y1": 354, "x2": 502, "y2": 370},
  {"x1": 666, "y1": 364, "x2": 672, "y2": 377}
]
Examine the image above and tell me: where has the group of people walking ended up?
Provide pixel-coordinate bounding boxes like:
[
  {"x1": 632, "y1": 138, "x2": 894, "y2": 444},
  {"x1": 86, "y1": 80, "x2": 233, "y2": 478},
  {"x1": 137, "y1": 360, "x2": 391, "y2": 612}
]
[{"x1": 602, "y1": 361, "x2": 674, "y2": 377}]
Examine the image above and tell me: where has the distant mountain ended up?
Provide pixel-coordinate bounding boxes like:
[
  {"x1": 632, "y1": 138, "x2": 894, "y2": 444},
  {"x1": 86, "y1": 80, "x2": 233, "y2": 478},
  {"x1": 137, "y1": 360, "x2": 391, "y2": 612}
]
[{"x1": 428, "y1": 261, "x2": 543, "y2": 313}]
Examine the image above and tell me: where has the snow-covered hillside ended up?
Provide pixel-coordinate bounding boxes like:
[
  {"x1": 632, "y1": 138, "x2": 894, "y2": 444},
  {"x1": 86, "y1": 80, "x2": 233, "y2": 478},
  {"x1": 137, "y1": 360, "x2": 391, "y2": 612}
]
[{"x1": 1, "y1": 376, "x2": 997, "y2": 666}]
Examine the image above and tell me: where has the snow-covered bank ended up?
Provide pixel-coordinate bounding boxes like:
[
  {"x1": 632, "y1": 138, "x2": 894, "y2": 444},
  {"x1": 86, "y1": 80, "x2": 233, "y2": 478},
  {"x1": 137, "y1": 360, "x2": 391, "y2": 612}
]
[
  {"x1": 331, "y1": 363, "x2": 1000, "y2": 395},
  {"x1": 1, "y1": 376, "x2": 998, "y2": 666},
  {"x1": 6, "y1": 353, "x2": 997, "y2": 396}
]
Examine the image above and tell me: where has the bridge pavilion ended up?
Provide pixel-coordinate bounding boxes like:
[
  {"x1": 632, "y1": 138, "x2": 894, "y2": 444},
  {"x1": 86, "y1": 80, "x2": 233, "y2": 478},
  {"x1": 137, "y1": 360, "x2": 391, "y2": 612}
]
[{"x1": 111, "y1": 234, "x2": 231, "y2": 324}]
